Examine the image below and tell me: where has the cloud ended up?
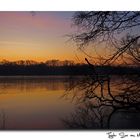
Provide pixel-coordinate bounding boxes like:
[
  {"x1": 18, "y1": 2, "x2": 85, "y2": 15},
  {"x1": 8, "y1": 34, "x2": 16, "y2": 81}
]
[{"x1": 0, "y1": 40, "x2": 41, "y2": 47}]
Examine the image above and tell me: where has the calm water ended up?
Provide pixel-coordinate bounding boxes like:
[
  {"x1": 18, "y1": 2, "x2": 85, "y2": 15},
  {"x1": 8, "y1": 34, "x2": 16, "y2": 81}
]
[
  {"x1": 0, "y1": 76, "x2": 77, "y2": 130},
  {"x1": 0, "y1": 76, "x2": 139, "y2": 130}
]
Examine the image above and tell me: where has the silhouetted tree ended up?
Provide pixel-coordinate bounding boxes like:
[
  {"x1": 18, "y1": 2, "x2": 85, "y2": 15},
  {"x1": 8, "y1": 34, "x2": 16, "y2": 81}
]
[
  {"x1": 62, "y1": 12, "x2": 140, "y2": 129},
  {"x1": 72, "y1": 12, "x2": 140, "y2": 66}
]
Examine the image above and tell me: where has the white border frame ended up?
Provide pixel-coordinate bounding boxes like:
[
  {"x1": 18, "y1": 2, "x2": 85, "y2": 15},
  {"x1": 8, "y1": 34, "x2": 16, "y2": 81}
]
[
  {"x1": 0, "y1": 0, "x2": 140, "y2": 11},
  {"x1": 0, "y1": 0, "x2": 140, "y2": 140}
]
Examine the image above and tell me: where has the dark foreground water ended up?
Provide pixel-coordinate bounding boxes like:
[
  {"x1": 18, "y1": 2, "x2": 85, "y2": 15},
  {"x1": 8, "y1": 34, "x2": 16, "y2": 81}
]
[
  {"x1": 0, "y1": 76, "x2": 139, "y2": 130},
  {"x1": 0, "y1": 76, "x2": 77, "y2": 130}
]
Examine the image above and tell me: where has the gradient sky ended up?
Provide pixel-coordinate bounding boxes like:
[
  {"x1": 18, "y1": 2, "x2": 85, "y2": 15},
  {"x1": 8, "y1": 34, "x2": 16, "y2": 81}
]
[{"x1": 0, "y1": 11, "x2": 87, "y2": 62}]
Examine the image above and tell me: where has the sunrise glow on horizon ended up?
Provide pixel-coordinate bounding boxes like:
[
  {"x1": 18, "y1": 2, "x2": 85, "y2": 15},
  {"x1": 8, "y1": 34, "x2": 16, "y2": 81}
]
[{"x1": 0, "y1": 11, "x2": 89, "y2": 63}]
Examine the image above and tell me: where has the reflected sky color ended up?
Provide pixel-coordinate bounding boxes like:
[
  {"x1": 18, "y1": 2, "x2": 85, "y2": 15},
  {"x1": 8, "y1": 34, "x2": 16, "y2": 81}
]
[
  {"x1": 0, "y1": 76, "x2": 75, "y2": 129},
  {"x1": 0, "y1": 12, "x2": 85, "y2": 62}
]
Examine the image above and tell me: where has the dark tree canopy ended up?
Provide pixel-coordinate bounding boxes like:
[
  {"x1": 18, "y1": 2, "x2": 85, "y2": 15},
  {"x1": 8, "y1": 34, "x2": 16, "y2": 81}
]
[{"x1": 72, "y1": 11, "x2": 140, "y2": 65}]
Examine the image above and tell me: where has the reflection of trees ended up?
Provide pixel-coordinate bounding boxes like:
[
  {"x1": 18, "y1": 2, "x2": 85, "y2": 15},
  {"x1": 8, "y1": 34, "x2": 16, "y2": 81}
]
[
  {"x1": 0, "y1": 76, "x2": 74, "y2": 94},
  {"x1": 62, "y1": 58, "x2": 140, "y2": 129},
  {"x1": 63, "y1": 73, "x2": 140, "y2": 129},
  {"x1": 0, "y1": 110, "x2": 6, "y2": 129}
]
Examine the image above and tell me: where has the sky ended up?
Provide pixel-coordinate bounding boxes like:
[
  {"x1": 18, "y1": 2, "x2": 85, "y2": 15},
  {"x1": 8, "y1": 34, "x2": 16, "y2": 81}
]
[{"x1": 0, "y1": 11, "x2": 86, "y2": 62}]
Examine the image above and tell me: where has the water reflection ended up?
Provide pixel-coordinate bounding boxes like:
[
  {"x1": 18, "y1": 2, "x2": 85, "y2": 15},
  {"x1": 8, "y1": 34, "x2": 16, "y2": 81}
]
[
  {"x1": 0, "y1": 75, "x2": 139, "y2": 130},
  {"x1": 0, "y1": 76, "x2": 78, "y2": 130},
  {"x1": 63, "y1": 75, "x2": 140, "y2": 129},
  {"x1": 0, "y1": 76, "x2": 73, "y2": 92}
]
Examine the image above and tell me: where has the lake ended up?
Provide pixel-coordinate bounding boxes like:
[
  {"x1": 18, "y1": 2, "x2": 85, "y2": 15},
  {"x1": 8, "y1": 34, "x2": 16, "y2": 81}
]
[
  {"x1": 0, "y1": 76, "x2": 78, "y2": 130},
  {"x1": 0, "y1": 75, "x2": 139, "y2": 130}
]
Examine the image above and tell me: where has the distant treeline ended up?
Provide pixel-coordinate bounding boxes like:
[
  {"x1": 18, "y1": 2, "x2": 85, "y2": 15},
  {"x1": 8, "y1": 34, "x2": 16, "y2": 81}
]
[
  {"x1": 0, "y1": 59, "x2": 76, "y2": 66},
  {"x1": 0, "y1": 60, "x2": 139, "y2": 75}
]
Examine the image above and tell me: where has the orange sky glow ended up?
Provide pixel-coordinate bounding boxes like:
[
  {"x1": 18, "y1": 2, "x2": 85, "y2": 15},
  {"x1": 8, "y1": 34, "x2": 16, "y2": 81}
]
[{"x1": 0, "y1": 12, "x2": 106, "y2": 64}]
